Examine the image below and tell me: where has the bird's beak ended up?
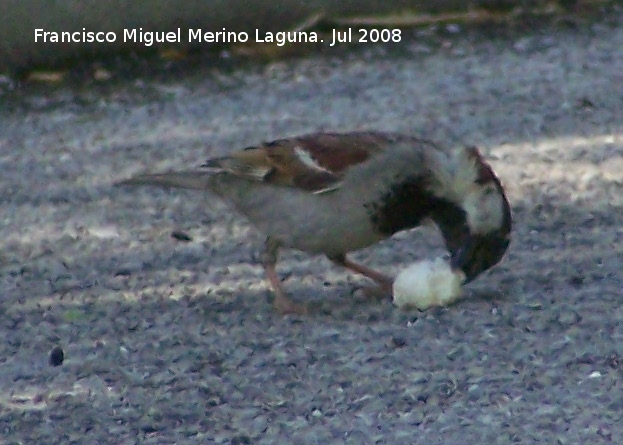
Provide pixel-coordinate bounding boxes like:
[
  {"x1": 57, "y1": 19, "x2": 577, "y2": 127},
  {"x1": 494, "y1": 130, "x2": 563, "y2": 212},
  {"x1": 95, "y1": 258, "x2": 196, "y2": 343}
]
[
  {"x1": 450, "y1": 233, "x2": 510, "y2": 283},
  {"x1": 450, "y1": 237, "x2": 477, "y2": 283}
]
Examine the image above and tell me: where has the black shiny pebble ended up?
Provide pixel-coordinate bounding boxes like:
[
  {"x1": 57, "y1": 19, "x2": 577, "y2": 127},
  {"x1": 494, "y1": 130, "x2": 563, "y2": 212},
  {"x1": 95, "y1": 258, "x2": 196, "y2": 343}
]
[
  {"x1": 171, "y1": 230, "x2": 193, "y2": 242},
  {"x1": 49, "y1": 345, "x2": 64, "y2": 366}
]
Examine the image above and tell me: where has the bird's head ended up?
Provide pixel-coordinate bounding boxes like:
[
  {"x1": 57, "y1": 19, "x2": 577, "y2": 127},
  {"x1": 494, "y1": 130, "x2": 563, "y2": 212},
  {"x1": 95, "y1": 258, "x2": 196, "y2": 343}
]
[
  {"x1": 433, "y1": 146, "x2": 511, "y2": 283},
  {"x1": 449, "y1": 224, "x2": 511, "y2": 283}
]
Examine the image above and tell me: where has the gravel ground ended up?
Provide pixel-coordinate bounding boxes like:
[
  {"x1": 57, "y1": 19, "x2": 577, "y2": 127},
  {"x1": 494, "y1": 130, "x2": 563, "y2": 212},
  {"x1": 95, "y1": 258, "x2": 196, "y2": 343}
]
[{"x1": 1, "y1": 9, "x2": 623, "y2": 445}]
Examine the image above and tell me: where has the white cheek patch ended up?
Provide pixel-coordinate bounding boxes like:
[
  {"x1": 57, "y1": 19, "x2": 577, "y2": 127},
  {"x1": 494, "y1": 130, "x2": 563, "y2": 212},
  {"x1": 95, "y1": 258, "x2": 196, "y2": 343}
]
[
  {"x1": 431, "y1": 147, "x2": 505, "y2": 235},
  {"x1": 462, "y1": 183, "x2": 504, "y2": 234}
]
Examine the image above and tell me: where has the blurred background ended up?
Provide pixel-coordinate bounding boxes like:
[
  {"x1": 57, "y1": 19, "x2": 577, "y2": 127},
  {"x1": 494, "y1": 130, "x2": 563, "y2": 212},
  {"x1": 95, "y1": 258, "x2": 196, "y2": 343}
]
[{"x1": 0, "y1": 0, "x2": 610, "y2": 73}]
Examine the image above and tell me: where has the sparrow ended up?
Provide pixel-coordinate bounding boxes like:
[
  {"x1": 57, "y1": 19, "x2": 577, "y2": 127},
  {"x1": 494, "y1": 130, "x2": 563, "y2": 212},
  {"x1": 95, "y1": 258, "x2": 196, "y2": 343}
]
[{"x1": 118, "y1": 132, "x2": 511, "y2": 314}]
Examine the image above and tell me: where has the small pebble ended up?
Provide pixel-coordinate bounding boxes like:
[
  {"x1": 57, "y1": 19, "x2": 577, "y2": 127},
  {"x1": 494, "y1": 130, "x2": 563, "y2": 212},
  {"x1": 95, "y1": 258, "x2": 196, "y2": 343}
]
[
  {"x1": 390, "y1": 336, "x2": 407, "y2": 348},
  {"x1": 171, "y1": 230, "x2": 193, "y2": 242},
  {"x1": 49, "y1": 345, "x2": 64, "y2": 366}
]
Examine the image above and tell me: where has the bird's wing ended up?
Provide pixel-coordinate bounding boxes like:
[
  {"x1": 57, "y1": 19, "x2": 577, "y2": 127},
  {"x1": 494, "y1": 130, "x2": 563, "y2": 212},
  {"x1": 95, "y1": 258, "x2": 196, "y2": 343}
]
[{"x1": 202, "y1": 132, "x2": 393, "y2": 194}]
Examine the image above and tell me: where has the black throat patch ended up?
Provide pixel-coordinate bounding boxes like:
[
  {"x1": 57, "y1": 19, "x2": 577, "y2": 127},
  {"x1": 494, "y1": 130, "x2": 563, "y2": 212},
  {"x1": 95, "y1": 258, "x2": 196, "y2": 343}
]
[{"x1": 365, "y1": 175, "x2": 469, "y2": 254}]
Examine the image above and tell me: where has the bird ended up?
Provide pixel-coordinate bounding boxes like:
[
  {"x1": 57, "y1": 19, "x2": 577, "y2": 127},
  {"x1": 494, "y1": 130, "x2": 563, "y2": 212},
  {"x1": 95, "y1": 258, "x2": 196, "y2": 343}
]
[{"x1": 117, "y1": 131, "x2": 511, "y2": 314}]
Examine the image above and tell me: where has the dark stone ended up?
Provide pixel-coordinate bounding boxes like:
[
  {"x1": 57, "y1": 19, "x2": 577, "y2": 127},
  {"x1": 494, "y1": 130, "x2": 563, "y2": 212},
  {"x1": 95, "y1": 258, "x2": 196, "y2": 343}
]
[
  {"x1": 49, "y1": 345, "x2": 64, "y2": 367},
  {"x1": 171, "y1": 230, "x2": 193, "y2": 242},
  {"x1": 390, "y1": 336, "x2": 407, "y2": 348}
]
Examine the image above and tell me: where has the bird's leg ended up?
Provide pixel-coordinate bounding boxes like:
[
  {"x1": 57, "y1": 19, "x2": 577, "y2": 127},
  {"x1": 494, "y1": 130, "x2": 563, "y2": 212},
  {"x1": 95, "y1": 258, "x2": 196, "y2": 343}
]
[
  {"x1": 261, "y1": 237, "x2": 308, "y2": 315},
  {"x1": 328, "y1": 253, "x2": 393, "y2": 298}
]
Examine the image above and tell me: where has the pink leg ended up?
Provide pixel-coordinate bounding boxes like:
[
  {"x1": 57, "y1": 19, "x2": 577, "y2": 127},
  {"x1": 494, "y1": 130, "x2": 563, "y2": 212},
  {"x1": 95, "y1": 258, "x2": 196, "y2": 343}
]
[
  {"x1": 261, "y1": 238, "x2": 308, "y2": 315},
  {"x1": 329, "y1": 254, "x2": 393, "y2": 297}
]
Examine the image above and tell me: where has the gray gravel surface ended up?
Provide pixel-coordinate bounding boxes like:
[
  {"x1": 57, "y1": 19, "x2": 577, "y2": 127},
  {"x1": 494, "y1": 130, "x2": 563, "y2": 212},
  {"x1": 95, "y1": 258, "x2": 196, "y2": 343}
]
[{"x1": 1, "y1": 10, "x2": 623, "y2": 445}]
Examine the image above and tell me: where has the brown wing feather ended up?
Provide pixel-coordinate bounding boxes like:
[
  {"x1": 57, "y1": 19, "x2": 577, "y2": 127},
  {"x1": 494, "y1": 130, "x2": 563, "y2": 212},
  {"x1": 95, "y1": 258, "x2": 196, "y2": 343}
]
[
  {"x1": 202, "y1": 131, "x2": 393, "y2": 193},
  {"x1": 291, "y1": 132, "x2": 387, "y2": 172}
]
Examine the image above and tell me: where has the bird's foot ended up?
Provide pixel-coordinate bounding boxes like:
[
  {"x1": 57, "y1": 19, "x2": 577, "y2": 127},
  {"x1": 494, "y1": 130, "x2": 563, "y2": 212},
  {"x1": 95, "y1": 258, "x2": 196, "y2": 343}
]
[
  {"x1": 263, "y1": 259, "x2": 308, "y2": 315},
  {"x1": 330, "y1": 254, "x2": 394, "y2": 291},
  {"x1": 355, "y1": 283, "x2": 393, "y2": 301},
  {"x1": 273, "y1": 294, "x2": 309, "y2": 315}
]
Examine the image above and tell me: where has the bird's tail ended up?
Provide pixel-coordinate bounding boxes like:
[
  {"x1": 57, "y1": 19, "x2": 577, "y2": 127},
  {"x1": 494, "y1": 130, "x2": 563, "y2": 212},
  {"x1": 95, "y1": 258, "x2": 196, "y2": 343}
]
[{"x1": 116, "y1": 171, "x2": 214, "y2": 190}]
